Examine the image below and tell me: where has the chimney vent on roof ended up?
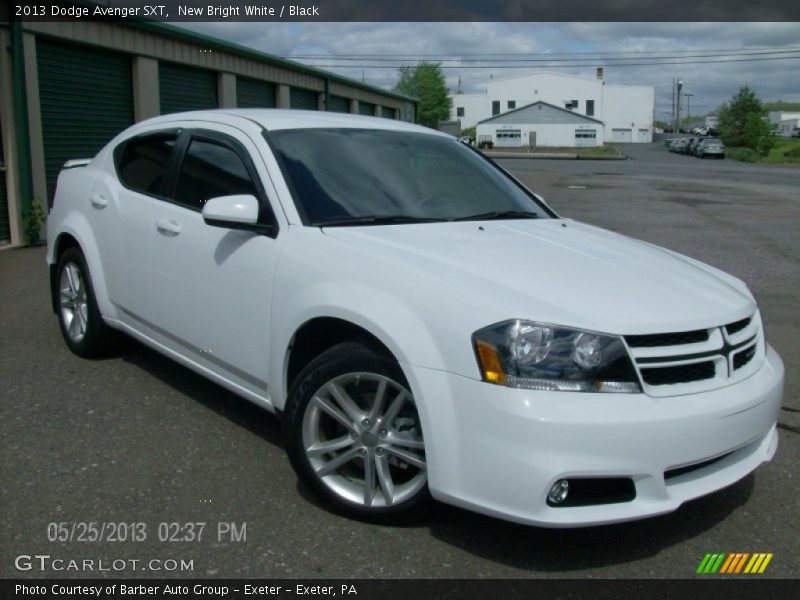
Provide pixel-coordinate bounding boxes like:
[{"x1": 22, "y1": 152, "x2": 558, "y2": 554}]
[{"x1": 596, "y1": 68, "x2": 604, "y2": 80}]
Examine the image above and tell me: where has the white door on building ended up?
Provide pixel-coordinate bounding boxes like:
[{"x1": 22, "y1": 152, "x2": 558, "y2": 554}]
[
  {"x1": 575, "y1": 130, "x2": 597, "y2": 147},
  {"x1": 611, "y1": 128, "x2": 632, "y2": 142},
  {"x1": 637, "y1": 128, "x2": 650, "y2": 142},
  {"x1": 495, "y1": 130, "x2": 522, "y2": 147}
]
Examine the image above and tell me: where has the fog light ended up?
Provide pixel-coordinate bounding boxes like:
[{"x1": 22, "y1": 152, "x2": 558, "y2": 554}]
[{"x1": 548, "y1": 479, "x2": 569, "y2": 505}]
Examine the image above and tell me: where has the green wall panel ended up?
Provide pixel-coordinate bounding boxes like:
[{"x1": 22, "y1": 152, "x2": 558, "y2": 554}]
[
  {"x1": 290, "y1": 87, "x2": 318, "y2": 110},
  {"x1": 159, "y1": 63, "x2": 218, "y2": 115},
  {"x1": 236, "y1": 77, "x2": 276, "y2": 108},
  {"x1": 327, "y1": 95, "x2": 350, "y2": 113},
  {"x1": 358, "y1": 101, "x2": 376, "y2": 116},
  {"x1": 37, "y1": 39, "x2": 134, "y2": 198}
]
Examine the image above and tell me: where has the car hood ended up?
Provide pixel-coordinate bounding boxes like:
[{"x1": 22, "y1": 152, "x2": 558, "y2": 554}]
[{"x1": 322, "y1": 219, "x2": 754, "y2": 334}]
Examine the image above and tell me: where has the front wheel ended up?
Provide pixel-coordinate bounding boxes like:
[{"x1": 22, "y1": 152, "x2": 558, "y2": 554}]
[{"x1": 284, "y1": 342, "x2": 430, "y2": 521}]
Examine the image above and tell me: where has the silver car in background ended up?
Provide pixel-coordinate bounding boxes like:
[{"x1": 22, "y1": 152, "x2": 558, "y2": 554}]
[{"x1": 696, "y1": 138, "x2": 726, "y2": 159}]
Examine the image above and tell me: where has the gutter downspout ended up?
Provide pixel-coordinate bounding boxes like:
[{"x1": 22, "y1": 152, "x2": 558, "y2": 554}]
[{"x1": 10, "y1": 17, "x2": 32, "y2": 218}]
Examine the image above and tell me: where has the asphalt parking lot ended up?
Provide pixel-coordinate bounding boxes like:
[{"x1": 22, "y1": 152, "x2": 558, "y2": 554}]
[{"x1": 1, "y1": 141, "x2": 798, "y2": 579}]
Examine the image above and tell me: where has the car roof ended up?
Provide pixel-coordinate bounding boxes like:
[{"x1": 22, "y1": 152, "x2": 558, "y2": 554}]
[{"x1": 134, "y1": 109, "x2": 446, "y2": 137}]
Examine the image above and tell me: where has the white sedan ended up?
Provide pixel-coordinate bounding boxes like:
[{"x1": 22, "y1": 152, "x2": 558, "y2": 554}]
[{"x1": 46, "y1": 110, "x2": 783, "y2": 526}]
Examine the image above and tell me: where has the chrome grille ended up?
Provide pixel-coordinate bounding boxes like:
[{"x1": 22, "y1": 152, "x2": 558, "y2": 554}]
[
  {"x1": 626, "y1": 329, "x2": 709, "y2": 348},
  {"x1": 726, "y1": 316, "x2": 751, "y2": 336},
  {"x1": 733, "y1": 345, "x2": 756, "y2": 371},
  {"x1": 641, "y1": 361, "x2": 715, "y2": 386},
  {"x1": 624, "y1": 313, "x2": 762, "y2": 394}
]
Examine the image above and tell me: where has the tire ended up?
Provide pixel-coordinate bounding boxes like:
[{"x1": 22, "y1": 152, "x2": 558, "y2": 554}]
[
  {"x1": 55, "y1": 246, "x2": 115, "y2": 357},
  {"x1": 284, "y1": 342, "x2": 430, "y2": 522}
]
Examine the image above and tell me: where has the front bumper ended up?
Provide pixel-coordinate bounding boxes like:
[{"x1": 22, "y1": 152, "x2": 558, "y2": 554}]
[{"x1": 405, "y1": 345, "x2": 783, "y2": 527}]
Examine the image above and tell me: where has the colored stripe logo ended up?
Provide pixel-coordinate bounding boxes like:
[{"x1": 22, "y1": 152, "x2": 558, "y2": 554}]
[{"x1": 697, "y1": 553, "x2": 773, "y2": 574}]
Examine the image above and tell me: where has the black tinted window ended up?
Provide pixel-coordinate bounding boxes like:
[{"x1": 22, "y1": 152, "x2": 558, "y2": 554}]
[
  {"x1": 174, "y1": 139, "x2": 258, "y2": 210},
  {"x1": 267, "y1": 128, "x2": 549, "y2": 224},
  {"x1": 118, "y1": 134, "x2": 176, "y2": 195}
]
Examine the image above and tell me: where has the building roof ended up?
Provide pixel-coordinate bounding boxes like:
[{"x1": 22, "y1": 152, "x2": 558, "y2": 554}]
[
  {"x1": 477, "y1": 101, "x2": 604, "y2": 126},
  {"x1": 487, "y1": 70, "x2": 603, "y2": 84},
  {"x1": 7, "y1": 8, "x2": 417, "y2": 105},
  {"x1": 134, "y1": 22, "x2": 419, "y2": 104}
]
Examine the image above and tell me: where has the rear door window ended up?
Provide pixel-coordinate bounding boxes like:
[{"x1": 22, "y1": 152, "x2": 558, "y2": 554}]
[{"x1": 117, "y1": 133, "x2": 177, "y2": 196}]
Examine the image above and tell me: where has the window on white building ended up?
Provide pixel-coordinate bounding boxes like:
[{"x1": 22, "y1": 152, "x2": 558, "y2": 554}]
[
  {"x1": 565, "y1": 100, "x2": 579, "y2": 110},
  {"x1": 456, "y1": 107, "x2": 465, "y2": 117},
  {"x1": 492, "y1": 101, "x2": 500, "y2": 116},
  {"x1": 507, "y1": 100, "x2": 516, "y2": 109},
  {"x1": 586, "y1": 100, "x2": 595, "y2": 116}
]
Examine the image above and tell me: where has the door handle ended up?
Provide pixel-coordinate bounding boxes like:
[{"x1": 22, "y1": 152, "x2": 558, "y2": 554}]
[
  {"x1": 89, "y1": 194, "x2": 108, "y2": 208},
  {"x1": 156, "y1": 218, "x2": 182, "y2": 236}
]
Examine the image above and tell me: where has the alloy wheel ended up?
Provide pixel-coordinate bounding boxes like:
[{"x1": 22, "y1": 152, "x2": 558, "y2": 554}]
[
  {"x1": 59, "y1": 262, "x2": 89, "y2": 343},
  {"x1": 301, "y1": 372, "x2": 427, "y2": 508}
]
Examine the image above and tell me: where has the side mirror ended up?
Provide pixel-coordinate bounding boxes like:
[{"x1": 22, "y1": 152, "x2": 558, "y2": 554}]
[{"x1": 202, "y1": 194, "x2": 261, "y2": 230}]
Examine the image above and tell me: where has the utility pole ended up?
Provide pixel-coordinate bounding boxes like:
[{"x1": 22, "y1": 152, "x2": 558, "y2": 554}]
[
  {"x1": 671, "y1": 78, "x2": 675, "y2": 129},
  {"x1": 675, "y1": 79, "x2": 683, "y2": 132},
  {"x1": 684, "y1": 93, "x2": 694, "y2": 124}
]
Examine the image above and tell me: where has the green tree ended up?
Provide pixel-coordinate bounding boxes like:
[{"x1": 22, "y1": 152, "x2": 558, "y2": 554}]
[
  {"x1": 718, "y1": 86, "x2": 774, "y2": 155},
  {"x1": 394, "y1": 62, "x2": 452, "y2": 129},
  {"x1": 764, "y1": 100, "x2": 800, "y2": 112}
]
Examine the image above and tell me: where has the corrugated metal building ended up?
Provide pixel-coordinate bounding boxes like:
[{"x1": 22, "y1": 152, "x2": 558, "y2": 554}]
[{"x1": 0, "y1": 20, "x2": 418, "y2": 246}]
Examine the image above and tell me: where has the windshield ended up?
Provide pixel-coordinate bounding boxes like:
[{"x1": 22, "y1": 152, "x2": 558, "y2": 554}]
[
  {"x1": 265, "y1": 128, "x2": 552, "y2": 225},
  {"x1": 701, "y1": 139, "x2": 722, "y2": 145}
]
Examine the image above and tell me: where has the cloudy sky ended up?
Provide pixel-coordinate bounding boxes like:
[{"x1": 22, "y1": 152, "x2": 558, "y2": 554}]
[{"x1": 176, "y1": 22, "x2": 800, "y2": 119}]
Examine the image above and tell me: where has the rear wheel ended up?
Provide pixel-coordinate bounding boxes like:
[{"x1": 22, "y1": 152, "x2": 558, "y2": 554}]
[
  {"x1": 56, "y1": 247, "x2": 114, "y2": 357},
  {"x1": 285, "y1": 342, "x2": 430, "y2": 521}
]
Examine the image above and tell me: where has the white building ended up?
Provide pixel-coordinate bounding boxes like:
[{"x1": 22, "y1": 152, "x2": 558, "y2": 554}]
[
  {"x1": 452, "y1": 70, "x2": 655, "y2": 145},
  {"x1": 476, "y1": 101, "x2": 604, "y2": 148},
  {"x1": 768, "y1": 111, "x2": 800, "y2": 136}
]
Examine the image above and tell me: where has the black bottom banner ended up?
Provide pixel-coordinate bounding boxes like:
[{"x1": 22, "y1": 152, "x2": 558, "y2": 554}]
[{"x1": 2, "y1": 579, "x2": 795, "y2": 600}]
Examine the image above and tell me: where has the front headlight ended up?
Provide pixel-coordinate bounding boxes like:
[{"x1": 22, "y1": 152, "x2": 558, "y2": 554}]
[{"x1": 472, "y1": 320, "x2": 642, "y2": 393}]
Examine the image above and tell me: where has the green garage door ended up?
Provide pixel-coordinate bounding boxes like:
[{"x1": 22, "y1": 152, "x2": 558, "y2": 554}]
[
  {"x1": 327, "y1": 95, "x2": 350, "y2": 113},
  {"x1": 37, "y1": 39, "x2": 134, "y2": 198},
  {"x1": 290, "y1": 88, "x2": 318, "y2": 110},
  {"x1": 159, "y1": 63, "x2": 218, "y2": 114},
  {"x1": 359, "y1": 101, "x2": 376, "y2": 116},
  {"x1": 237, "y1": 77, "x2": 276, "y2": 108},
  {"x1": 0, "y1": 119, "x2": 7, "y2": 243},
  {"x1": 381, "y1": 107, "x2": 396, "y2": 119}
]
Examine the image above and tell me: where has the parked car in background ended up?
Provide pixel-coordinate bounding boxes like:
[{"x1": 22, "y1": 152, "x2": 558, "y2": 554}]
[
  {"x1": 696, "y1": 138, "x2": 726, "y2": 159},
  {"x1": 46, "y1": 109, "x2": 783, "y2": 527},
  {"x1": 685, "y1": 138, "x2": 700, "y2": 156},
  {"x1": 669, "y1": 138, "x2": 687, "y2": 153},
  {"x1": 664, "y1": 138, "x2": 675, "y2": 148},
  {"x1": 654, "y1": 128, "x2": 664, "y2": 134}
]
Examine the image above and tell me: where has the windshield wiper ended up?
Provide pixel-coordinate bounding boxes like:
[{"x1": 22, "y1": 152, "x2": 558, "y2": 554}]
[
  {"x1": 452, "y1": 210, "x2": 539, "y2": 222},
  {"x1": 314, "y1": 215, "x2": 448, "y2": 227}
]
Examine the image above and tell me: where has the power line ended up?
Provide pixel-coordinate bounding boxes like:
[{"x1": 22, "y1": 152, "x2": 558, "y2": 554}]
[
  {"x1": 293, "y1": 54, "x2": 800, "y2": 69},
  {"x1": 284, "y1": 45, "x2": 800, "y2": 59},
  {"x1": 287, "y1": 49, "x2": 800, "y2": 64}
]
